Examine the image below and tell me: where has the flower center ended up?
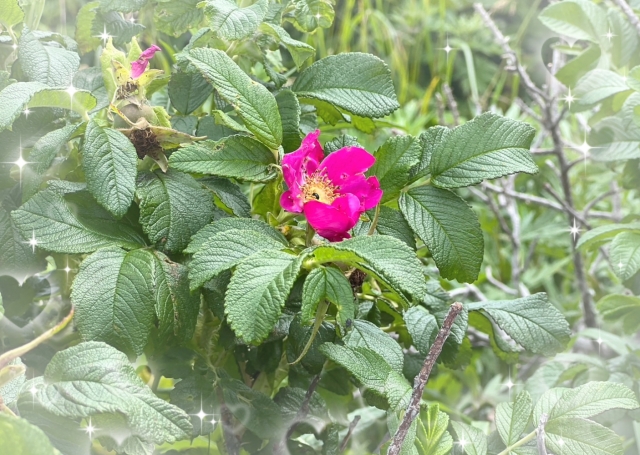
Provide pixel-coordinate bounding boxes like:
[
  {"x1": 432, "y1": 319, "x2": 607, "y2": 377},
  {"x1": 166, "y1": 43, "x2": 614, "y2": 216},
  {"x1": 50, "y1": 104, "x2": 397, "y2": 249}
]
[{"x1": 301, "y1": 172, "x2": 339, "y2": 204}]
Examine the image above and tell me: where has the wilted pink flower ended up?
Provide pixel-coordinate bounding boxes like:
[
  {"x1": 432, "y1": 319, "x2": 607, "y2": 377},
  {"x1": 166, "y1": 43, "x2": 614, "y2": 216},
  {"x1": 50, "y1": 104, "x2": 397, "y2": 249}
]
[
  {"x1": 131, "y1": 45, "x2": 161, "y2": 79},
  {"x1": 280, "y1": 130, "x2": 382, "y2": 242}
]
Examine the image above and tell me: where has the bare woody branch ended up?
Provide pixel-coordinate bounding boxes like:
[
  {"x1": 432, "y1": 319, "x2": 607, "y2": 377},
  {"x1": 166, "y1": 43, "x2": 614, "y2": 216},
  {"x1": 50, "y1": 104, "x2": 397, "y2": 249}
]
[
  {"x1": 339, "y1": 415, "x2": 362, "y2": 452},
  {"x1": 387, "y1": 302, "x2": 465, "y2": 455},
  {"x1": 611, "y1": 0, "x2": 640, "y2": 36},
  {"x1": 537, "y1": 413, "x2": 549, "y2": 455}
]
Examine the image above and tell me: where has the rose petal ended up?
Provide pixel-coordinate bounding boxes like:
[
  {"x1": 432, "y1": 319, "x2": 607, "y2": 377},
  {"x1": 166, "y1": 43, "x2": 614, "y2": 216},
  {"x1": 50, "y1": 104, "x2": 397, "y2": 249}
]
[
  {"x1": 280, "y1": 189, "x2": 304, "y2": 213},
  {"x1": 361, "y1": 176, "x2": 383, "y2": 210},
  {"x1": 281, "y1": 130, "x2": 323, "y2": 188},
  {"x1": 303, "y1": 194, "x2": 361, "y2": 241},
  {"x1": 130, "y1": 60, "x2": 148, "y2": 79},
  {"x1": 140, "y1": 45, "x2": 161, "y2": 59},
  {"x1": 318, "y1": 146, "x2": 375, "y2": 185}
]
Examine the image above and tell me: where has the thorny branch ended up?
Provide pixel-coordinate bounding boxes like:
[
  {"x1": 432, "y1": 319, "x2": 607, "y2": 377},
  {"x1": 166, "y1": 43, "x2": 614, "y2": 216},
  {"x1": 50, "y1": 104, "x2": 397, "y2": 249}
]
[{"x1": 387, "y1": 303, "x2": 464, "y2": 455}]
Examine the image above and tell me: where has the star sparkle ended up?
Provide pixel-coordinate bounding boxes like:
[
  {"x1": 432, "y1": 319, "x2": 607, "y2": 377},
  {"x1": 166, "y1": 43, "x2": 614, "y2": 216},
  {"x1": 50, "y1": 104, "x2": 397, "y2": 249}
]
[
  {"x1": 560, "y1": 87, "x2": 577, "y2": 108},
  {"x1": 85, "y1": 417, "x2": 97, "y2": 439},
  {"x1": 28, "y1": 230, "x2": 38, "y2": 253},
  {"x1": 604, "y1": 28, "x2": 616, "y2": 42},
  {"x1": 568, "y1": 218, "x2": 581, "y2": 242}
]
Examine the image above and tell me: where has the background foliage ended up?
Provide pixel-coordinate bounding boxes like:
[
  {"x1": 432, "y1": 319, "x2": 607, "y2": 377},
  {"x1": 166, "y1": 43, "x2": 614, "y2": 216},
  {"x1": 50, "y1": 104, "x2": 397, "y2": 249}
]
[{"x1": 0, "y1": 0, "x2": 639, "y2": 454}]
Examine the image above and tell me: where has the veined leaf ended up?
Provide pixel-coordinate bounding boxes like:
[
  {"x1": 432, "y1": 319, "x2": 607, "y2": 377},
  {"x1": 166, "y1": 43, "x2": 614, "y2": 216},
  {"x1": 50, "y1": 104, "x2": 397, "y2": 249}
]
[
  {"x1": 450, "y1": 422, "x2": 487, "y2": 455},
  {"x1": 539, "y1": 0, "x2": 608, "y2": 43},
  {"x1": 301, "y1": 266, "x2": 355, "y2": 333},
  {"x1": 11, "y1": 190, "x2": 146, "y2": 253},
  {"x1": 574, "y1": 70, "x2": 629, "y2": 105},
  {"x1": 292, "y1": 53, "x2": 399, "y2": 118},
  {"x1": 0, "y1": 82, "x2": 96, "y2": 131},
  {"x1": 83, "y1": 121, "x2": 137, "y2": 218},
  {"x1": 597, "y1": 294, "x2": 640, "y2": 335},
  {"x1": 72, "y1": 247, "x2": 155, "y2": 355},
  {"x1": 260, "y1": 23, "x2": 315, "y2": 68},
  {"x1": 496, "y1": 390, "x2": 533, "y2": 447},
  {"x1": 548, "y1": 382, "x2": 638, "y2": 421},
  {"x1": 0, "y1": 414, "x2": 56, "y2": 455},
  {"x1": 200, "y1": 176, "x2": 251, "y2": 217},
  {"x1": 344, "y1": 319, "x2": 403, "y2": 373},
  {"x1": 0, "y1": 206, "x2": 43, "y2": 278},
  {"x1": 400, "y1": 186, "x2": 483, "y2": 283},
  {"x1": 136, "y1": 170, "x2": 215, "y2": 253},
  {"x1": 429, "y1": 113, "x2": 537, "y2": 188},
  {"x1": 99, "y1": 0, "x2": 147, "y2": 12},
  {"x1": 369, "y1": 135, "x2": 421, "y2": 202},
  {"x1": 187, "y1": 48, "x2": 282, "y2": 149},
  {"x1": 168, "y1": 66, "x2": 213, "y2": 115},
  {"x1": 155, "y1": 0, "x2": 204, "y2": 37},
  {"x1": 290, "y1": 0, "x2": 335, "y2": 32},
  {"x1": 169, "y1": 136, "x2": 278, "y2": 182},
  {"x1": 310, "y1": 235, "x2": 426, "y2": 305},
  {"x1": 204, "y1": 0, "x2": 268, "y2": 40},
  {"x1": 410, "y1": 126, "x2": 451, "y2": 182},
  {"x1": 610, "y1": 232, "x2": 640, "y2": 280},
  {"x1": 0, "y1": 0, "x2": 24, "y2": 29},
  {"x1": 225, "y1": 251, "x2": 303, "y2": 344},
  {"x1": 577, "y1": 222, "x2": 640, "y2": 250},
  {"x1": 188, "y1": 229, "x2": 286, "y2": 290},
  {"x1": 18, "y1": 31, "x2": 79, "y2": 87},
  {"x1": 415, "y1": 404, "x2": 453, "y2": 455},
  {"x1": 545, "y1": 418, "x2": 623, "y2": 455},
  {"x1": 371, "y1": 205, "x2": 416, "y2": 249},
  {"x1": 276, "y1": 89, "x2": 302, "y2": 153},
  {"x1": 30, "y1": 342, "x2": 192, "y2": 443},
  {"x1": 467, "y1": 294, "x2": 571, "y2": 356},
  {"x1": 185, "y1": 217, "x2": 286, "y2": 254}
]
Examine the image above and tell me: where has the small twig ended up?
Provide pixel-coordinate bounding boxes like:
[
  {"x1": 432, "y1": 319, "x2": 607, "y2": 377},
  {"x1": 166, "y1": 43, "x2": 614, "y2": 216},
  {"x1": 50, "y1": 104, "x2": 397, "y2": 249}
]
[
  {"x1": 368, "y1": 204, "x2": 381, "y2": 235},
  {"x1": 435, "y1": 93, "x2": 446, "y2": 126},
  {"x1": 387, "y1": 302, "x2": 464, "y2": 455},
  {"x1": 482, "y1": 182, "x2": 564, "y2": 212},
  {"x1": 486, "y1": 266, "x2": 519, "y2": 296},
  {"x1": 474, "y1": 3, "x2": 548, "y2": 105},
  {"x1": 442, "y1": 83, "x2": 460, "y2": 126},
  {"x1": 515, "y1": 98, "x2": 543, "y2": 124},
  {"x1": 504, "y1": 176, "x2": 522, "y2": 290},
  {"x1": 537, "y1": 413, "x2": 549, "y2": 455},
  {"x1": 611, "y1": 0, "x2": 640, "y2": 36},
  {"x1": 543, "y1": 184, "x2": 591, "y2": 229},
  {"x1": 582, "y1": 190, "x2": 615, "y2": 215},
  {"x1": 339, "y1": 415, "x2": 361, "y2": 452},
  {"x1": 274, "y1": 374, "x2": 322, "y2": 454},
  {"x1": 611, "y1": 181, "x2": 622, "y2": 222}
]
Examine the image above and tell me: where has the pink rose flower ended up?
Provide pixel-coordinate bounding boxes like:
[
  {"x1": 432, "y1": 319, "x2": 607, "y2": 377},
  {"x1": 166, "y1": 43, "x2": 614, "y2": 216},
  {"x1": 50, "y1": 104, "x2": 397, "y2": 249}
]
[
  {"x1": 280, "y1": 130, "x2": 382, "y2": 242},
  {"x1": 131, "y1": 45, "x2": 161, "y2": 79}
]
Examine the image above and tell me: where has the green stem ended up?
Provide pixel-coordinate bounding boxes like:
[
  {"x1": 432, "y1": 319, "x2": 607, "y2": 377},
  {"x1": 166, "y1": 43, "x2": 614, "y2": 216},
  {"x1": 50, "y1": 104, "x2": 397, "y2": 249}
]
[
  {"x1": 367, "y1": 204, "x2": 380, "y2": 235},
  {"x1": 306, "y1": 224, "x2": 315, "y2": 247},
  {"x1": 496, "y1": 430, "x2": 537, "y2": 455},
  {"x1": 289, "y1": 301, "x2": 329, "y2": 365}
]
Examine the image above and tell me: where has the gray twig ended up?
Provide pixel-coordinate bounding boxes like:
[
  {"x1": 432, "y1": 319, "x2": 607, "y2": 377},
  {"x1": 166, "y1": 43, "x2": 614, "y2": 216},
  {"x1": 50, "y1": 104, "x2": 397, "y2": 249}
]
[
  {"x1": 442, "y1": 83, "x2": 460, "y2": 126},
  {"x1": 339, "y1": 415, "x2": 361, "y2": 452},
  {"x1": 387, "y1": 303, "x2": 465, "y2": 455},
  {"x1": 611, "y1": 0, "x2": 640, "y2": 36},
  {"x1": 543, "y1": 184, "x2": 591, "y2": 229},
  {"x1": 537, "y1": 413, "x2": 549, "y2": 455}
]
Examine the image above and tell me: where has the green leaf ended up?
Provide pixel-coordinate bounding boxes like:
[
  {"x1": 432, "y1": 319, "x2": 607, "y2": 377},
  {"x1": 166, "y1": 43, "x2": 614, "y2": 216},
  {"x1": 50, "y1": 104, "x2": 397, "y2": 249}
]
[
  {"x1": 155, "y1": 0, "x2": 204, "y2": 37},
  {"x1": 466, "y1": 293, "x2": 571, "y2": 356},
  {"x1": 400, "y1": 186, "x2": 483, "y2": 283},
  {"x1": 0, "y1": 82, "x2": 95, "y2": 131},
  {"x1": 75, "y1": 2, "x2": 100, "y2": 54},
  {"x1": 83, "y1": 121, "x2": 137, "y2": 218},
  {"x1": 200, "y1": 176, "x2": 251, "y2": 217},
  {"x1": 597, "y1": 294, "x2": 640, "y2": 335},
  {"x1": 608, "y1": 8, "x2": 638, "y2": 68},
  {"x1": 610, "y1": 232, "x2": 640, "y2": 280},
  {"x1": 577, "y1": 222, "x2": 640, "y2": 250},
  {"x1": 287, "y1": 315, "x2": 335, "y2": 375},
  {"x1": 18, "y1": 31, "x2": 79, "y2": 87},
  {"x1": 292, "y1": 53, "x2": 400, "y2": 118},
  {"x1": 204, "y1": 0, "x2": 268, "y2": 40},
  {"x1": 252, "y1": 176, "x2": 282, "y2": 218},
  {"x1": 539, "y1": 0, "x2": 607, "y2": 43},
  {"x1": 136, "y1": 170, "x2": 214, "y2": 253},
  {"x1": 188, "y1": 229, "x2": 286, "y2": 290},
  {"x1": 450, "y1": 422, "x2": 487, "y2": 455},
  {"x1": 187, "y1": 48, "x2": 282, "y2": 149},
  {"x1": 0, "y1": 414, "x2": 56, "y2": 455},
  {"x1": 429, "y1": 113, "x2": 536, "y2": 188},
  {"x1": 545, "y1": 418, "x2": 623, "y2": 455},
  {"x1": 496, "y1": 390, "x2": 533, "y2": 447},
  {"x1": 0, "y1": 358, "x2": 25, "y2": 405},
  {"x1": 31, "y1": 341, "x2": 192, "y2": 443},
  {"x1": 185, "y1": 217, "x2": 286, "y2": 254},
  {"x1": 99, "y1": 0, "x2": 147, "y2": 12},
  {"x1": 276, "y1": 89, "x2": 302, "y2": 153},
  {"x1": 92, "y1": 10, "x2": 146, "y2": 47},
  {"x1": 301, "y1": 266, "x2": 355, "y2": 332},
  {"x1": 225, "y1": 251, "x2": 303, "y2": 343},
  {"x1": 410, "y1": 126, "x2": 451, "y2": 181},
  {"x1": 415, "y1": 404, "x2": 453, "y2": 455},
  {"x1": 371, "y1": 206, "x2": 416, "y2": 249},
  {"x1": 310, "y1": 235, "x2": 426, "y2": 305},
  {"x1": 169, "y1": 136, "x2": 277, "y2": 182},
  {"x1": 0, "y1": 0, "x2": 24, "y2": 29},
  {"x1": 320, "y1": 344, "x2": 396, "y2": 396},
  {"x1": 72, "y1": 247, "x2": 156, "y2": 355},
  {"x1": 168, "y1": 66, "x2": 213, "y2": 115},
  {"x1": 548, "y1": 382, "x2": 638, "y2": 421},
  {"x1": 260, "y1": 23, "x2": 315, "y2": 68},
  {"x1": 344, "y1": 319, "x2": 403, "y2": 372},
  {"x1": 11, "y1": 190, "x2": 146, "y2": 253},
  {"x1": 574, "y1": 70, "x2": 629, "y2": 105},
  {"x1": 289, "y1": 0, "x2": 335, "y2": 32},
  {"x1": 369, "y1": 135, "x2": 421, "y2": 202},
  {"x1": 153, "y1": 251, "x2": 200, "y2": 344},
  {"x1": 324, "y1": 134, "x2": 361, "y2": 154},
  {"x1": 0, "y1": 206, "x2": 43, "y2": 278}
]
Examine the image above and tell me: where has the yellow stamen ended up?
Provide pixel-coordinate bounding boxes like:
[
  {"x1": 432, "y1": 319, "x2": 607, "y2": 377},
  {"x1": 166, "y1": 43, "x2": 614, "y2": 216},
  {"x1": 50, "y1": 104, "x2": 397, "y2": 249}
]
[{"x1": 301, "y1": 172, "x2": 339, "y2": 204}]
